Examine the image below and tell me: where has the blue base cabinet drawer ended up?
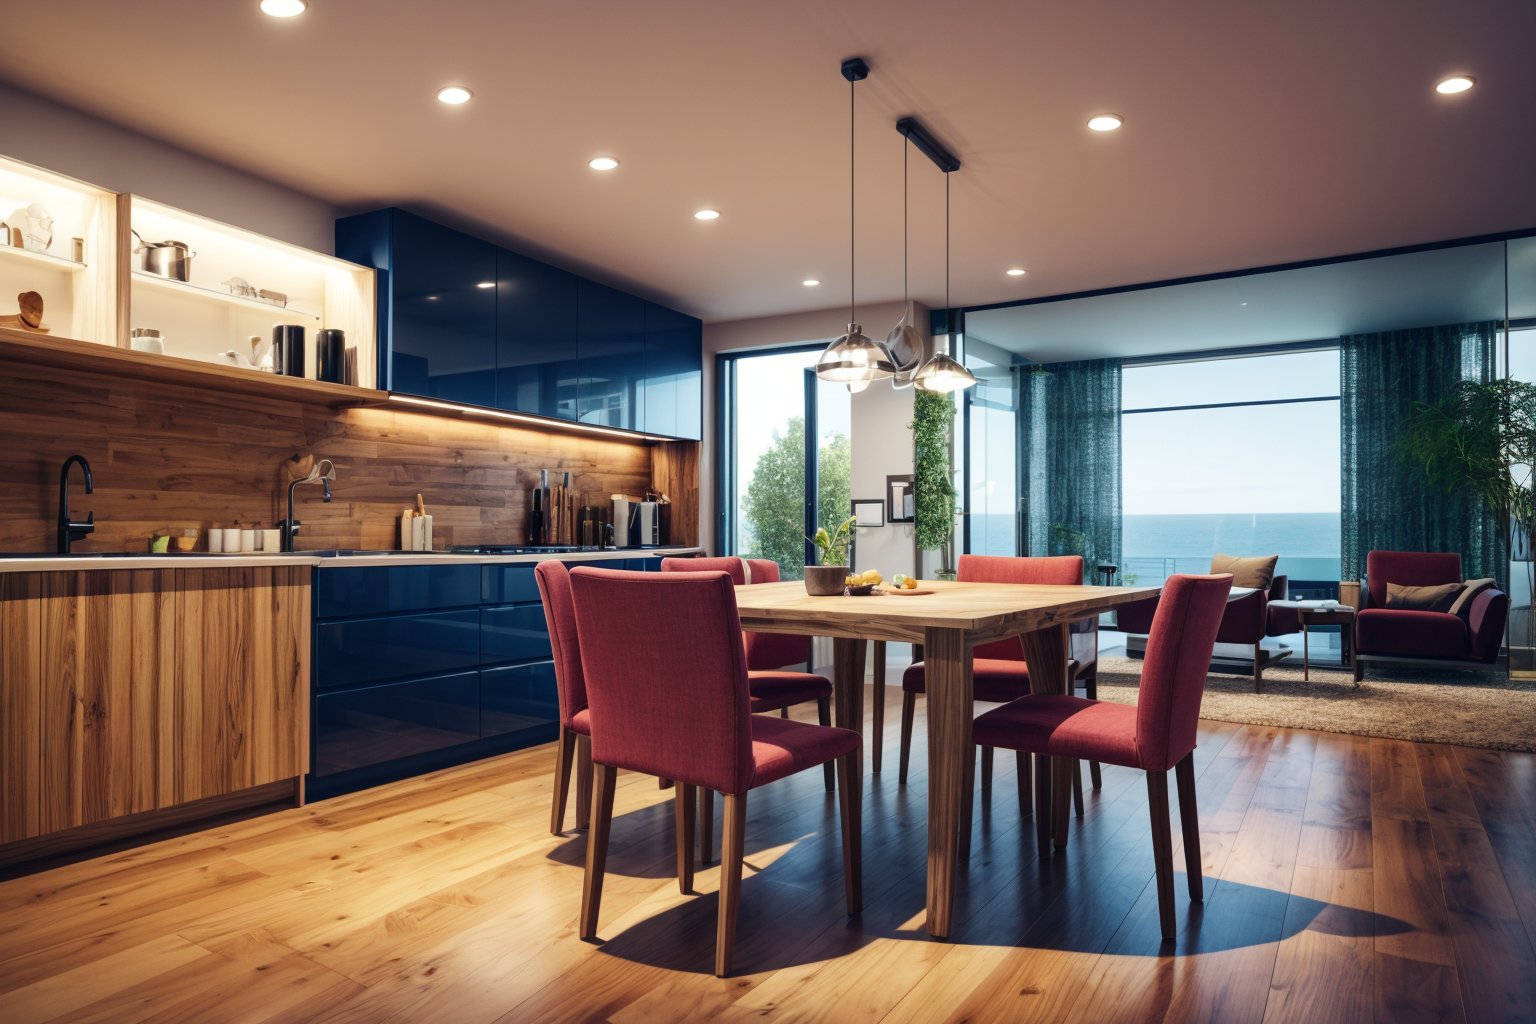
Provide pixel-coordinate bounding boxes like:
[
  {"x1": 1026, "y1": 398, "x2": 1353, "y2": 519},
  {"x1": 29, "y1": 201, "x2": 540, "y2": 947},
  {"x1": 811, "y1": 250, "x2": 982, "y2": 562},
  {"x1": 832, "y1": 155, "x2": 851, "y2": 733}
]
[
  {"x1": 482, "y1": 564, "x2": 540, "y2": 604},
  {"x1": 317, "y1": 564, "x2": 480, "y2": 618},
  {"x1": 482, "y1": 662, "x2": 559, "y2": 738},
  {"x1": 482, "y1": 604, "x2": 553, "y2": 664},
  {"x1": 316, "y1": 609, "x2": 481, "y2": 689},
  {"x1": 313, "y1": 671, "x2": 480, "y2": 777}
]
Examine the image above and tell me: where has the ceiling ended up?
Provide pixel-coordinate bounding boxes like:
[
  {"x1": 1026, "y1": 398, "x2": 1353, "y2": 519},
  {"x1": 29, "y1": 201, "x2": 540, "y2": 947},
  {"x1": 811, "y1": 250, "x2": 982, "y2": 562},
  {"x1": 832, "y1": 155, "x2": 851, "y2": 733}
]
[
  {"x1": 1, "y1": 0, "x2": 1532, "y2": 324},
  {"x1": 966, "y1": 239, "x2": 1536, "y2": 363}
]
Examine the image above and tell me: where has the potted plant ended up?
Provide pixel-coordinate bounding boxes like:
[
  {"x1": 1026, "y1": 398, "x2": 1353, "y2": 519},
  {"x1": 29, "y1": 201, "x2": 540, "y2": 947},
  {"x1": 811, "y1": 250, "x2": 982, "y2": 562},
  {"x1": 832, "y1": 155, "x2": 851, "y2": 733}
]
[
  {"x1": 912, "y1": 389, "x2": 959, "y2": 579},
  {"x1": 1395, "y1": 377, "x2": 1536, "y2": 674},
  {"x1": 805, "y1": 515, "x2": 856, "y2": 595}
]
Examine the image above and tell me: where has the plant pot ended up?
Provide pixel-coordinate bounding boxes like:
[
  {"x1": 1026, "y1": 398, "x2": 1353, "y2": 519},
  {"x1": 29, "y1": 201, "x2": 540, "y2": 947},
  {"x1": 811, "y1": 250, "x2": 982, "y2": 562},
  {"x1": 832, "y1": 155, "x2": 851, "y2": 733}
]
[{"x1": 804, "y1": 564, "x2": 848, "y2": 596}]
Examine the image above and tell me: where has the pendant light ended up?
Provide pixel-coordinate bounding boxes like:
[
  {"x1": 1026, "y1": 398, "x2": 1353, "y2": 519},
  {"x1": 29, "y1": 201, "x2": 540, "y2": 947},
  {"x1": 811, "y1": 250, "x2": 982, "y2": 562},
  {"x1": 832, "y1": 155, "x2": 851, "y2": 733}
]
[
  {"x1": 885, "y1": 136, "x2": 922, "y2": 389},
  {"x1": 914, "y1": 170, "x2": 978, "y2": 393},
  {"x1": 815, "y1": 57, "x2": 896, "y2": 387}
]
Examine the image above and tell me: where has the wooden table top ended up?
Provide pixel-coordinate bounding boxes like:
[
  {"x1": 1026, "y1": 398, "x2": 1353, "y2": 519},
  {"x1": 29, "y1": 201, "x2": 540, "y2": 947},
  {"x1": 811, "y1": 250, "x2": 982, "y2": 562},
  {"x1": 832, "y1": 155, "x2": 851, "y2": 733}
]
[{"x1": 733, "y1": 579, "x2": 1160, "y2": 646}]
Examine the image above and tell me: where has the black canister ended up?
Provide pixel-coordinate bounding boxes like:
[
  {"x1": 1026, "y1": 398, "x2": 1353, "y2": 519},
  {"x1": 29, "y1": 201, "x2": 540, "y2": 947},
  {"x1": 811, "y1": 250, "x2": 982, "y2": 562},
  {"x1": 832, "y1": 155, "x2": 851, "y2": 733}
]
[
  {"x1": 272, "y1": 325, "x2": 305, "y2": 377},
  {"x1": 316, "y1": 328, "x2": 346, "y2": 383}
]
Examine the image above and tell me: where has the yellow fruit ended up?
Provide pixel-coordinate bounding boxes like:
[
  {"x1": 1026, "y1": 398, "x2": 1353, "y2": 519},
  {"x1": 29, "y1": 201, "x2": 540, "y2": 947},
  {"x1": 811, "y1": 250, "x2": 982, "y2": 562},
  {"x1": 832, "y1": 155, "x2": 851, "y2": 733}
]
[
  {"x1": 844, "y1": 574, "x2": 859, "y2": 586},
  {"x1": 904, "y1": 577, "x2": 918, "y2": 589},
  {"x1": 861, "y1": 570, "x2": 882, "y2": 584}
]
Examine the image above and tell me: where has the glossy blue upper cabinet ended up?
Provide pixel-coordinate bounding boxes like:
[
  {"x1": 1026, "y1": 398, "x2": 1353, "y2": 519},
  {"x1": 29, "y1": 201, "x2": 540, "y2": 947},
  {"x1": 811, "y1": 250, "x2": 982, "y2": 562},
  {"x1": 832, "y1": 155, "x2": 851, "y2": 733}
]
[
  {"x1": 496, "y1": 249, "x2": 579, "y2": 420},
  {"x1": 640, "y1": 302, "x2": 703, "y2": 439},
  {"x1": 577, "y1": 280, "x2": 646, "y2": 431},
  {"x1": 391, "y1": 213, "x2": 497, "y2": 407}
]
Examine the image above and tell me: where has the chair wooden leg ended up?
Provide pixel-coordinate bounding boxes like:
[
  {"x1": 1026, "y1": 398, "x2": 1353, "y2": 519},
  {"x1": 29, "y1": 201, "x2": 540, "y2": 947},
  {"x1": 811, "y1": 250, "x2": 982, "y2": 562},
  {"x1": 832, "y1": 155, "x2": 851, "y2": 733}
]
[
  {"x1": 836, "y1": 751, "x2": 863, "y2": 914},
  {"x1": 871, "y1": 641, "x2": 886, "y2": 773},
  {"x1": 960, "y1": 738, "x2": 976, "y2": 862},
  {"x1": 981, "y1": 745, "x2": 994, "y2": 798},
  {"x1": 550, "y1": 725, "x2": 575, "y2": 836},
  {"x1": 579, "y1": 763, "x2": 618, "y2": 941},
  {"x1": 1083, "y1": 671, "x2": 1103, "y2": 790},
  {"x1": 818, "y1": 697, "x2": 835, "y2": 792},
  {"x1": 1034, "y1": 753, "x2": 1053, "y2": 855},
  {"x1": 899, "y1": 691, "x2": 916, "y2": 785},
  {"x1": 1072, "y1": 758, "x2": 1085, "y2": 817},
  {"x1": 574, "y1": 735, "x2": 593, "y2": 830},
  {"x1": 1147, "y1": 769, "x2": 1177, "y2": 942},
  {"x1": 716, "y1": 792, "x2": 748, "y2": 977},
  {"x1": 780, "y1": 706, "x2": 789, "y2": 718},
  {"x1": 1175, "y1": 753, "x2": 1203, "y2": 902},
  {"x1": 698, "y1": 787, "x2": 714, "y2": 864},
  {"x1": 1253, "y1": 643, "x2": 1263, "y2": 692},
  {"x1": 1016, "y1": 751, "x2": 1032, "y2": 821},
  {"x1": 674, "y1": 782, "x2": 696, "y2": 894}
]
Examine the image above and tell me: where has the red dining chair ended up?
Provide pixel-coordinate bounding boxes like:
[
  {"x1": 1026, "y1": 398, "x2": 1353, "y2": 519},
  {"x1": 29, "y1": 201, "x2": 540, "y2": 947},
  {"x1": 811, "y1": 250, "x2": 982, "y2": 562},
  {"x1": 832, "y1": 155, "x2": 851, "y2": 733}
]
[
  {"x1": 899, "y1": 554, "x2": 1100, "y2": 813},
  {"x1": 973, "y1": 573, "x2": 1233, "y2": 941},
  {"x1": 535, "y1": 559, "x2": 592, "y2": 836},
  {"x1": 569, "y1": 566, "x2": 862, "y2": 977}
]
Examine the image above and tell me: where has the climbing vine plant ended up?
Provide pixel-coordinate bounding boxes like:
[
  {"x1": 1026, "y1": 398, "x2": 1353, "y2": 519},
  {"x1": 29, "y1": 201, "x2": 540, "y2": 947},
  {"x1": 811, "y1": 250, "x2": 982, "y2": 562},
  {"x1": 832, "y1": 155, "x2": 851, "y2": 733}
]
[{"x1": 912, "y1": 389, "x2": 958, "y2": 571}]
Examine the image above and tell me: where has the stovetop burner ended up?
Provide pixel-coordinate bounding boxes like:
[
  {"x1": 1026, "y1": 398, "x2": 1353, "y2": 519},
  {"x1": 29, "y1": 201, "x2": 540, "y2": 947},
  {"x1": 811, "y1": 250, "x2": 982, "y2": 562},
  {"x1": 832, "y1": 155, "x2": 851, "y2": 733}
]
[{"x1": 449, "y1": 545, "x2": 586, "y2": 555}]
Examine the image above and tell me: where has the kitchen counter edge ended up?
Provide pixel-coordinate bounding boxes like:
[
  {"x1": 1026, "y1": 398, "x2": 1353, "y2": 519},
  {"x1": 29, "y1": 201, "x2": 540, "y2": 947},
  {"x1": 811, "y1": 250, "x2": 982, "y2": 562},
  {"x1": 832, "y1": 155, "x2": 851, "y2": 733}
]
[{"x1": 0, "y1": 547, "x2": 706, "y2": 573}]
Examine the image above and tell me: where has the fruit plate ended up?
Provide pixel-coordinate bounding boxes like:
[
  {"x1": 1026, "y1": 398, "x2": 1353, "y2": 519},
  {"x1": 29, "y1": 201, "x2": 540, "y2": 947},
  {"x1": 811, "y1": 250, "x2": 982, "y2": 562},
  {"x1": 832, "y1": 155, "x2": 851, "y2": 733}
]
[
  {"x1": 846, "y1": 584, "x2": 877, "y2": 596},
  {"x1": 888, "y1": 587, "x2": 936, "y2": 596}
]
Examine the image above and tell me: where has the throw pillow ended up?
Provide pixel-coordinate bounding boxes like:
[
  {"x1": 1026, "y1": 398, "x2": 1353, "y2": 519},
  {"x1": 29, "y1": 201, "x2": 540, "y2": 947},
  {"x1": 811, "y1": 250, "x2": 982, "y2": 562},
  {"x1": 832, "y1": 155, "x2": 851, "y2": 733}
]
[
  {"x1": 1384, "y1": 582, "x2": 1462, "y2": 612},
  {"x1": 1210, "y1": 553, "x2": 1279, "y2": 591},
  {"x1": 1447, "y1": 577, "x2": 1496, "y2": 619}
]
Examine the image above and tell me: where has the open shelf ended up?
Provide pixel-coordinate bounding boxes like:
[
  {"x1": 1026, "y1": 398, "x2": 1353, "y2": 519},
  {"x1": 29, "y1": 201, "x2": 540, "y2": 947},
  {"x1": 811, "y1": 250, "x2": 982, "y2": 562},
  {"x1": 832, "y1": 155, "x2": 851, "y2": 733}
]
[
  {"x1": 0, "y1": 325, "x2": 386, "y2": 409},
  {"x1": 0, "y1": 245, "x2": 87, "y2": 273},
  {"x1": 132, "y1": 271, "x2": 320, "y2": 321}
]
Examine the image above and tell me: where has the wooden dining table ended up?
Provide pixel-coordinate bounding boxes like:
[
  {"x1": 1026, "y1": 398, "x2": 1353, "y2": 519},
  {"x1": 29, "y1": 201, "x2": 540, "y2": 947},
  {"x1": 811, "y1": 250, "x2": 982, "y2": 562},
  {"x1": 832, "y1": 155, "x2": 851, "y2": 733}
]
[{"x1": 732, "y1": 578, "x2": 1159, "y2": 939}]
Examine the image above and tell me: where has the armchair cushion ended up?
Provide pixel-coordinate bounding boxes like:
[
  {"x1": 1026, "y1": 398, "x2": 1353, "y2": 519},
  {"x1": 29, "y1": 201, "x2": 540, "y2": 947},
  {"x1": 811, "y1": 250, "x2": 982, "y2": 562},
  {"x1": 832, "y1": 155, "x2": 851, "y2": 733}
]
[
  {"x1": 1356, "y1": 608, "x2": 1468, "y2": 660},
  {"x1": 1211, "y1": 553, "x2": 1278, "y2": 590},
  {"x1": 1448, "y1": 578, "x2": 1496, "y2": 620},
  {"x1": 1384, "y1": 582, "x2": 1462, "y2": 612}
]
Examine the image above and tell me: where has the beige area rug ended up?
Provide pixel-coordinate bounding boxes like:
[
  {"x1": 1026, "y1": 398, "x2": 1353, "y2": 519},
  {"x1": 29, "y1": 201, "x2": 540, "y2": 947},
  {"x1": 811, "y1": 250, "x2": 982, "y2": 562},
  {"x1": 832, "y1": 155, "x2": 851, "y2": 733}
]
[{"x1": 1093, "y1": 655, "x2": 1536, "y2": 753}]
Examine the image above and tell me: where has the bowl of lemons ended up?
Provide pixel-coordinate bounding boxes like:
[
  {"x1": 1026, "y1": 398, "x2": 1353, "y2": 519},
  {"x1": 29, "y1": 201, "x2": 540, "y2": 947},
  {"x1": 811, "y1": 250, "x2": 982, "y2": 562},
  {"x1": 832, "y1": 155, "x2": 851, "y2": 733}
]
[{"x1": 844, "y1": 569, "x2": 883, "y2": 596}]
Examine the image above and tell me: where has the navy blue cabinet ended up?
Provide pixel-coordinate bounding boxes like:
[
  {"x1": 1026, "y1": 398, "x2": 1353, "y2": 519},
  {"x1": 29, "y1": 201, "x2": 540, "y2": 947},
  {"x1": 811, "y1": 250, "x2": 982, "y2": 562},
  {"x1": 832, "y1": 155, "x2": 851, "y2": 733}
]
[
  {"x1": 577, "y1": 280, "x2": 646, "y2": 431},
  {"x1": 640, "y1": 302, "x2": 703, "y2": 439},
  {"x1": 337, "y1": 208, "x2": 703, "y2": 439},
  {"x1": 496, "y1": 249, "x2": 579, "y2": 420}
]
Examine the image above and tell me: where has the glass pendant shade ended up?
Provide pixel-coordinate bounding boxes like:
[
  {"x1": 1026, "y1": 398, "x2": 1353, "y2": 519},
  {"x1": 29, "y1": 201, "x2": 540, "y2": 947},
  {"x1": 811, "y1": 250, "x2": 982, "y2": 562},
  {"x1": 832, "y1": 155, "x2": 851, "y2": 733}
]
[
  {"x1": 846, "y1": 378, "x2": 872, "y2": 394},
  {"x1": 815, "y1": 323, "x2": 897, "y2": 383},
  {"x1": 914, "y1": 350, "x2": 977, "y2": 393}
]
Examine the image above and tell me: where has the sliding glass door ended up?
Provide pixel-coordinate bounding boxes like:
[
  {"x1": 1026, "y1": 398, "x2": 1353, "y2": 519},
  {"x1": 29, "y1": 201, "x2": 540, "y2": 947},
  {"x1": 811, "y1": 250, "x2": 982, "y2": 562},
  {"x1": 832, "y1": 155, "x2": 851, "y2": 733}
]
[{"x1": 720, "y1": 348, "x2": 851, "y2": 579}]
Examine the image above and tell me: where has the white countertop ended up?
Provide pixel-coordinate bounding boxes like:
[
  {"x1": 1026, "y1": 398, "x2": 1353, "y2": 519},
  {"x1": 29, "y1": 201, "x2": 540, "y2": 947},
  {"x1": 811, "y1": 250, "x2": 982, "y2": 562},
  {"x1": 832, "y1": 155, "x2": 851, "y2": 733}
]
[{"x1": 0, "y1": 546, "x2": 705, "y2": 573}]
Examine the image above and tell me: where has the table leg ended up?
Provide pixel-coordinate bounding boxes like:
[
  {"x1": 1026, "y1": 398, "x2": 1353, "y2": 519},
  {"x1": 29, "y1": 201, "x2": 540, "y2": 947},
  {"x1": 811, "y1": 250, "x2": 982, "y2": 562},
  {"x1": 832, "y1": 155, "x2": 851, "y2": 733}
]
[
  {"x1": 923, "y1": 626, "x2": 972, "y2": 939},
  {"x1": 831, "y1": 638, "x2": 867, "y2": 737},
  {"x1": 1019, "y1": 623, "x2": 1072, "y2": 850}
]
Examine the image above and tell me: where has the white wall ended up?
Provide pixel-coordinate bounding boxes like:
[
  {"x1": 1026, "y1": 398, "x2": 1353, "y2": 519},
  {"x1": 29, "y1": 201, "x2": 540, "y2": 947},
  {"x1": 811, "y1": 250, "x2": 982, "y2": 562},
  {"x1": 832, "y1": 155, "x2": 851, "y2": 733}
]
[
  {"x1": 702, "y1": 299, "x2": 930, "y2": 567},
  {"x1": 0, "y1": 82, "x2": 336, "y2": 253}
]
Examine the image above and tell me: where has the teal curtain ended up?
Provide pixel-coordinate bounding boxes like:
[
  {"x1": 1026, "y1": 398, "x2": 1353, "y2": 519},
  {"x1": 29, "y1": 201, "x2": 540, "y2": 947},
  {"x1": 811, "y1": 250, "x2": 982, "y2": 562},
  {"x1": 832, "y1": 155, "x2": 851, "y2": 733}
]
[
  {"x1": 1340, "y1": 321, "x2": 1502, "y2": 584},
  {"x1": 1023, "y1": 358, "x2": 1122, "y2": 580}
]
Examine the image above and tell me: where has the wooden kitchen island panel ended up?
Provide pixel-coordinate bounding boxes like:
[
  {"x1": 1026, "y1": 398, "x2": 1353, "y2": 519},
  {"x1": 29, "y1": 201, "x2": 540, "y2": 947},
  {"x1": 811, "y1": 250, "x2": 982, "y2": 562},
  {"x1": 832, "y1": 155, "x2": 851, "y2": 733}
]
[{"x1": 0, "y1": 567, "x2": 309, "y2": 857}]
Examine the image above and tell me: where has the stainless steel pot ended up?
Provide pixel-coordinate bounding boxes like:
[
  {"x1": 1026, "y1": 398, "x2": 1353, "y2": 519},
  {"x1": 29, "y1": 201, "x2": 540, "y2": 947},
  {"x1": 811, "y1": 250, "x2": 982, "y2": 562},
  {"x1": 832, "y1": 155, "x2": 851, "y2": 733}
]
[{"x1": 132, "y1": 232, "x2": 195, "y2": 282}]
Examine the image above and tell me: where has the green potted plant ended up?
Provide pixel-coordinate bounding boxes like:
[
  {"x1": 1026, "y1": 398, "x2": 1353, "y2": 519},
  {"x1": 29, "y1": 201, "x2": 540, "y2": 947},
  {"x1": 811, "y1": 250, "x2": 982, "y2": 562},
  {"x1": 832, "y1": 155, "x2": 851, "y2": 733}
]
[
  {"x1": 805, "y1": 515, "x2": 856, "y2": 595},
  {"x1": 912, "y1": 390, "x2": 959, "y2": 579},
  {"x1": 1395, "y1": 377, "x2": 1536, "y2": 674}
]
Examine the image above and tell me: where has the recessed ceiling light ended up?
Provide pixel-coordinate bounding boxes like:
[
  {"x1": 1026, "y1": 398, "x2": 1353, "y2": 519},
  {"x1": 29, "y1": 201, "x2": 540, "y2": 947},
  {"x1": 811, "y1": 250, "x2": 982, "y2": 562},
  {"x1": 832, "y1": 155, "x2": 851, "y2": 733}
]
[
  {"x1": 802, "y1": 278, "x2": 821, "y2": 287},
  {"x1": 588, "y1": 156, "x2": 620, "y2": 171},
  {"x1": 437, "y1": 86, "x2": 473, "y2": 105},
  {"x1": 694, "y1": 209, "x2": 721, "y2": 221},
  {"x1": 1087, "y1": 113, "x2": 1124, "y2": 132},
  {"x1": 1435, "y1": 75, "x2": 1475, "y2": 95},
  {"x1": 1006, "y1": 267, "x2": 1027, "y2": 277},
  {"x1": 476, "y1": 281, "x2": 495, "y2": 289},
  {"x1": 260, "y1": 0, "x2": 306, "y2": 16}
]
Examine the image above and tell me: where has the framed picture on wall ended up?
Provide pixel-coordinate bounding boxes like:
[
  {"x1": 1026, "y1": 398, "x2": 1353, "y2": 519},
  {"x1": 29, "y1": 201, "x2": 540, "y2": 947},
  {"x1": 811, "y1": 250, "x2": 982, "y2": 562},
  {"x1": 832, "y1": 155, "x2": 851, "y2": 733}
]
[
  {"x1": 887, "y1": 474, "x2": 915, "y2": 523},
  {"x1": 852, "y1": 499, "x2": 884, "y2": 528}
]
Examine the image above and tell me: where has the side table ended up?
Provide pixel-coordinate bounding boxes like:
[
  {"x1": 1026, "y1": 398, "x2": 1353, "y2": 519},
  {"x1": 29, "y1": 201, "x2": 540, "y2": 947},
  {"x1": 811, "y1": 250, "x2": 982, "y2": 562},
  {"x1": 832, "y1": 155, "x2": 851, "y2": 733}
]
[{"x1": 1297, "y1": 605, "x2": 1357, "y2": 683}]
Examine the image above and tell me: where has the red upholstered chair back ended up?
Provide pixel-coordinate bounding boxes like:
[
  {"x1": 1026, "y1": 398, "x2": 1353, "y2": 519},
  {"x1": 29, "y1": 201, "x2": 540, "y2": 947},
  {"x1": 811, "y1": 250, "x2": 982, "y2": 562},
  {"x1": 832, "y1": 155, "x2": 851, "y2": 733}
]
[
  {"x1": 534, "y1": 560, "x2": 586, "y2": 730},
  {"x1": 659, "y1": 557, "x2": 812, "y2": 670},
  {"x1": 570, "y1": 567, "x2": 755, "y2": 794},
  {"x1": 1365, "y1": 550, "x2": 1463, "y2": 607},
  {"x1": 958, "y1": 554, "x2": 1085, "y2": 661},
  {"x1": 1134, "y1": 573, "x2": 1233, "y2": 772}
]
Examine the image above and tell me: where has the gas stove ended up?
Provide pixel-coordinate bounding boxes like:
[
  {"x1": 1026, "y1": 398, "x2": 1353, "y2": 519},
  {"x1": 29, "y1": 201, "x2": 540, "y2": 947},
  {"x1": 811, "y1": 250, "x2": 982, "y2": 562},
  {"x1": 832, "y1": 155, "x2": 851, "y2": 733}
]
[{"x1": 449, "y1": 544, "x2": 587, "y2": 555}]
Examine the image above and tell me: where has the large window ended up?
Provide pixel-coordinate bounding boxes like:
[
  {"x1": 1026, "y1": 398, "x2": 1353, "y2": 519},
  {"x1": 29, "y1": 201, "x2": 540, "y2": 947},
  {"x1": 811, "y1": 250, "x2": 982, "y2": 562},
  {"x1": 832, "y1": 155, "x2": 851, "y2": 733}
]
[
  {"x1": 1121, "y1": 348, "x2": 1341, "y2": 587},
  {"x1": 720, "y1": 347, "x2": 850, "y2": 579}
]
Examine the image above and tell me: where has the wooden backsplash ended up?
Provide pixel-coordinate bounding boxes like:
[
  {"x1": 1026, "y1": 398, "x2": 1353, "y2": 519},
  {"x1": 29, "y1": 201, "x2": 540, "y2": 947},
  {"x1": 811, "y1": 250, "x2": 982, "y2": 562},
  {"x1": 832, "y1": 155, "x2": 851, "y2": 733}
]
[{"x1": 0, "y1": 359, "x2": 698, "y2": 553}]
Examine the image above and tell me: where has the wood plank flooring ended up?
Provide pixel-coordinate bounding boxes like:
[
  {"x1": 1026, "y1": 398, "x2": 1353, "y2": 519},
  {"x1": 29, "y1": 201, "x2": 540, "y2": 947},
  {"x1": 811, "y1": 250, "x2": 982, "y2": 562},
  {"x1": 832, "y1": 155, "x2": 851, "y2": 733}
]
[{"x1": 2, "y1": 690, "x2": 1535, "y2": 1023}]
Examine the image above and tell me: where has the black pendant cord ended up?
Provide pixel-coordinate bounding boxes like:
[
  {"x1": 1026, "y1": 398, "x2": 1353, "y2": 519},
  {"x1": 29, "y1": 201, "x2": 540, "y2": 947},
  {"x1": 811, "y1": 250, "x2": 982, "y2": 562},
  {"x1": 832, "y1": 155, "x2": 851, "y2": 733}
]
[
  {"x1": 944, "y1": 171, "x2": 952, "y2": 342},
  {"x1": 849, "y1": 72, "x2": 856, "y2": 326},
  {"x1": 902, "y1": 137, "x2": 909, "y2": 310}
]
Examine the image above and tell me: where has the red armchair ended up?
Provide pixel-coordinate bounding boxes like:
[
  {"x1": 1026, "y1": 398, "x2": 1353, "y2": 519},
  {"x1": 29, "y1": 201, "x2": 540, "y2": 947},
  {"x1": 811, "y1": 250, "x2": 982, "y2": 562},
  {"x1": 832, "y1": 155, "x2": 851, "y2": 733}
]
[
  {"x1": 974, "y1": 573, "x2": 1233, "y2": 941},
  {"x1": 1117, "y1": 566, "x2": 1288, "y2": 690},
  {"x1": 569, "y1": 566, "x2": 862, "y2": 977},
  {"x1": 1352, "y1": 550, "x2": 1508, "y2": 681}
]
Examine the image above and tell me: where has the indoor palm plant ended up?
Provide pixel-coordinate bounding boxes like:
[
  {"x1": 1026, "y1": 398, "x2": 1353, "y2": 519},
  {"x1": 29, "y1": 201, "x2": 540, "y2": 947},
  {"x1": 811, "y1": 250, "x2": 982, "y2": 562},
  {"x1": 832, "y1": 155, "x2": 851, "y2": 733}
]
[
  {"x1": 1395, "y1": 377, "x2": 1536, "y2": 674},
  {"x1": 805, "y1": 514, "x2": 856, "y2": 595}
]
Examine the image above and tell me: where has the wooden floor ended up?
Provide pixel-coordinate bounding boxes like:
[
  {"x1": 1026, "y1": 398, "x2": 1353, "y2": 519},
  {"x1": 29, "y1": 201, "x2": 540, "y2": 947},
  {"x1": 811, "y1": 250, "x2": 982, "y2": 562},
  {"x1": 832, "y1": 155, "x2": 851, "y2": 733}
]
[{"x1": 3, "y1": 689, "x2": 1536, "y2": 1023}]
